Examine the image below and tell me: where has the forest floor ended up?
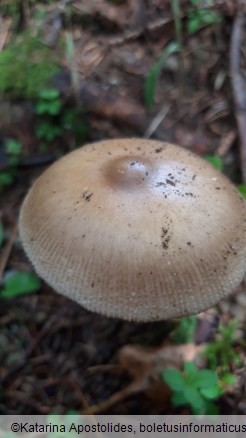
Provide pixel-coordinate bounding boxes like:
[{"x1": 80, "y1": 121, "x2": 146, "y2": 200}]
[{"x1": 0, "y1": 0, "x2": 246, "y2": 415}]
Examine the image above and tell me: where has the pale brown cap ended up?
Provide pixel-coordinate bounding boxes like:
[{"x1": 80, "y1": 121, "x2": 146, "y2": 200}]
[{"x1": 19, "y1": 139, "x2": 246, "y2": 321}]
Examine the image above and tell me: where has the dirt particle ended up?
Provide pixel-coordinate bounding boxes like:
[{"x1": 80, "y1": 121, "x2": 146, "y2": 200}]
[
  {"x1": 166, "y1": 178, "x2": 176, "y2": 186},
  {"x1": 161, "y1": 227, "x2": 170, "y2": 249},
  {"x1": 168, "y1": 173, "x2": 175, "y2": 179},
  {"x1": 185, "y1": 192, "x2": 195, "y2": 197},
  {"x1": 82, "y1": 191, "x2": 93, "y2": 201}
]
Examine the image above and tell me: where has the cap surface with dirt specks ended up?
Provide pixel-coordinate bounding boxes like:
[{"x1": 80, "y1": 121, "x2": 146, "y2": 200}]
[{"x1": 19, "y1": 138, "x2": 246, "y2": 321}]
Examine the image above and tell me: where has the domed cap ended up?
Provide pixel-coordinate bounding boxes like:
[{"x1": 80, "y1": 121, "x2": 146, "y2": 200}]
[{"x1": 19, "y1": 139, "x2": 246, "y2": 321}]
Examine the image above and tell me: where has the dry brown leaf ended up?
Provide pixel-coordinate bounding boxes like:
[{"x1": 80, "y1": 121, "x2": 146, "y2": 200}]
[
  {"x1": 82, "y1": 343, "x2": 204, "y2": 414},
  {"x1": 119, "y1": 342, "x2": 204, "y2": 380},
  {"x1": 72, "y1": 0, "x2": 130, "y2": 29}
]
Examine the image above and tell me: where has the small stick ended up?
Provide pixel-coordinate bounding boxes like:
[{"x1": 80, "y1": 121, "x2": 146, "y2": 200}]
[
  {"x1": 82, "y1": 380, "x2": 144, "y2": 415},
  {"x1": 230, "y1": 6, "x2": 246, "y2": 183},
  {"x1": 0, "y1": 223, "x2": 18, "y2": 282},
  {"x1": 144, "y1": 105, "x2": 170, "y2": 138}
]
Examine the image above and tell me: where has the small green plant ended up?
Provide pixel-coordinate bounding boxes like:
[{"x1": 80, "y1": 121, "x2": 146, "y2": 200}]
[
  {"x1": 171, "y1": 316, "x2": 198, "y2": 344},
  {"x1": 0, "y1": 271, "x2": 41, "y2": 298},
  {"x1": 204, "y1": 320, "x2": 241, "y2": 374},
  {"x1": 36, "y1": 120, "x2": 62, "y2": 142},
  {"x1": 35, "y1": 88, "x2": 63, "y2": 116},
  {"x1": 0, "y1": 139, "x2": 22, "y2": 191},
  {"x1": 35, "y1": 88, "x2": 88, "y2": 144},
  {"x1": 35, "y1": 89, "x2": 63, "y2": 142},
  {"x1": 163, "y1": 362, "x2": 224, "y2": 414},
  {"x1": 5, "y1": 139, "x2": 22, "y2": 165},
  {"x1": 187, "y1": 0, "x2": 222, "y2": 34}
]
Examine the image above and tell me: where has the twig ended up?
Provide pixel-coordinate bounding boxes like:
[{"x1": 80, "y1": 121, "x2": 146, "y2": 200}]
[
  {"x1": 0, "y1": 223, "x2": 18, "y2": 282},
  {"x1": 1, "y1": 313, "x2": 61, "y2": 385},
  {"x1": 82, "y1": 380, "x2": 144, "y2": 415},
  {"x1": 230, "y1": 6, "x2": 246, "y2": 183},
  {"x1": 144, "y1": 105, "x2": 170, "y2": 138}
]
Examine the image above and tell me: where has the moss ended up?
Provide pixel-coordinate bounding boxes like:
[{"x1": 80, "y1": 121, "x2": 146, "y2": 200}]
[{"x1": 0, "y1": 33, "x2": 60, "y2": 99}]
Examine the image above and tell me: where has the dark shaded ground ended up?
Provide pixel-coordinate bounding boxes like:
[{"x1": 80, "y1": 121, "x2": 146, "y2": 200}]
[{"x1": 0, "y1": 0, "x2": 246, "y2": 414}]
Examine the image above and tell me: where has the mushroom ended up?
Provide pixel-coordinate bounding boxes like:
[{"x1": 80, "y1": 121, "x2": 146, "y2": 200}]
[{"x1": 19, "y1": 139, "x2": 246, "y2": 321}]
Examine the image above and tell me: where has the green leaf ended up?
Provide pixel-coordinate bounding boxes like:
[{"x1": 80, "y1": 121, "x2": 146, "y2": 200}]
[
  {"x1": 5, "y1": 139, "x2": 22, "y2": 155},
  {"x1": 0, "y1": 271, "x2": 41, "y2": 298},
  {"x1": 0, "y1": 220, "x2": 4, "y2": 247},
  {"x1": 204, "y1": 400, "x2": 220, "y2": 415},
  {"x1": 163, "y1": 369, "x2": 186, "y2": 391},
  {"x1": 171, "y1": 391, "x2": 187, "y2": 406},
  {"x1": 183, "y1": 385, "x2": 201, "y2": 404},
  {"x1": 187, "y1": 8, "x2": 222, "y2": 34},
  {"x1": 0, "y1": 171, "x2": 15, "y2": 189},
  {"x1": 184, "y1": 361, "x2": 197, "y2": 376},
  {"x1": 144, "y1": 42, "x2": 179, "y2": 111},
  {"x1": 200, "y1": 10, "x2": 222, "y2": 25},
  {"x1": 187, "y1": 14, "x2": 201, "y2": 34},
  {"x1": 194, "y1": 369, "x2": 218, "y2": 389},
  {"x1": 237, "y1": 185, "x2": 246, "y2": 199},
  {"x1": 183, "y1": 385, "x2": 204, "y2": 411},
  {"x1": 221, "y1": 373, "x2": 236, "y2": 385},
  {"x1": 36, "y1": 121, "x2": 62, "y2": 141},
  {"x1": 35, "y1": 102, "x2": 49, "y2": 115},
  {"x1": 48, "y1": 100, "x2": 62, "y2": 115},
  {"x1": 200, "y1": 385, "x2": 222, "y2": 400},
  {"x1": 36, "y1": 99, "x2": 62, "y2": 116},
  {"x1": 206, "y1": 155, "x2": 223, "y2": 171},
  {"x1": 39, "y1": 88, "x2": 60, "y2": 100}
]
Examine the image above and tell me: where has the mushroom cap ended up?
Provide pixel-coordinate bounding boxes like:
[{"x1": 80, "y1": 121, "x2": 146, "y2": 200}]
[{"x1": 19, "y1": 139, "x2": 246, "y2": 321}]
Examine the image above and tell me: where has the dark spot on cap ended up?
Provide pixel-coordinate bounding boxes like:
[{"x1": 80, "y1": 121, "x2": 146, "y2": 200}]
[
  {"x1": 166, "y1": 179, "x2": 176, "y2": 186},
  {"x1": 82, "y1": 191, "x2": 93, "y2": 201}
]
